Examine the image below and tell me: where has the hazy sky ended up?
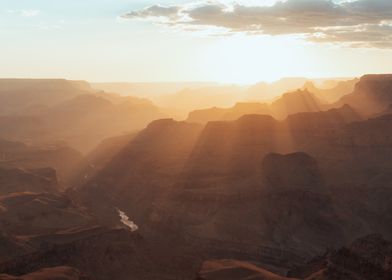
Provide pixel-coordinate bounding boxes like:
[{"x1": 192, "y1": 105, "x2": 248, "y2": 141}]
[{"x1": 1, "y1": 0, "x2": 392, "y2": 83}]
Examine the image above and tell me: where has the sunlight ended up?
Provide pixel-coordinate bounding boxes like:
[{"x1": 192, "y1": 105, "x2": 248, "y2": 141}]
[{"x1": 200, "y1": 34, "x2": 312, "y2": 84}]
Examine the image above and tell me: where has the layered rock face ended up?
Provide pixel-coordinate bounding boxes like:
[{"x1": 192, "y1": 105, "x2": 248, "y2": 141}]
[
  {"x1": 0, "y1": 266, "x2": 91, "y2": 280},
  {"x1": 197, "y1": 235, "x2": 392, "y2": 280},
  {"x1": 0, "y1": 192, "x2": 92, "y2": 235},
  {"x1": 0, "y1": 167, "x2": 58, "y2": 195},
  {"x1": 288, "y1": 234, "x2": 392, "y2": 280},
  {"x1": 0, "y1": 226, "x2": 203, "y2": 280},
  {"x1": 152, "y1": 152, "x2": 346, "y2": 262}
]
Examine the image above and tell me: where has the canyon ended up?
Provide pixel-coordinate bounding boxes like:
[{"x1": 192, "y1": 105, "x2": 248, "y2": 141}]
[{"x1": 0, "y1": 75, "x2": 392, "y2": 279}]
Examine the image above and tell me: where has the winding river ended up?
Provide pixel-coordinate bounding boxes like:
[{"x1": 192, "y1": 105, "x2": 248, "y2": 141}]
[{"x1": 117, "y1": 208, "x2": 138, "y2": 232}]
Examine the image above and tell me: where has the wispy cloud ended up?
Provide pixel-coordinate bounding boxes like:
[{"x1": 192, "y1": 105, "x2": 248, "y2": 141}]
[
  {"x1": 121, "y1": 0, "x2": 392, "y2": 48},
  {"x1": 21, "y1": 10, "x2": 41, "y2": 17},
  {"x1": 3, "y1": 9, "x2": 41, "y2": 17}
]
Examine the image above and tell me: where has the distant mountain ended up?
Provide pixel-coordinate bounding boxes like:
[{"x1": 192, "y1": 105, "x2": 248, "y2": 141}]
[
  {"x1": 303, "y1": 78, "x2": 358, "y2": 103},
  {"x1": 245, "y1": 77, "x2": 310, "y2": 101},
  {"x1": 36, "y1": 94, "x2": 162, "y2": 152},
  {"x1": 92, "y1": 82, "x2": 218, "y2": 98},
  {"x1": 0, "y1": 79, "x2": 93, "y2": 115},
  {"x1": 270, "y1": 89, "x2": 326, "y2": 119},
  {"x1": 156, "y1": 86, "x2": 245, "y2": 118},
  {"x1": 0, "y1": 79, "x2": 165, "y2": 153},
  {"x1": 187, "y1": 102, "x2": 271, "y2": 123},
  {"x1": 335, "y1": 74, "x2": 392, "y2": 116},
  {"x1": 186, "y1": 89, "x2": 326, "y2": 123}
]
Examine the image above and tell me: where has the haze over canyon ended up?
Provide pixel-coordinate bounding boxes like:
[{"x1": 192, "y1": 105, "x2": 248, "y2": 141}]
[
  {"x1": 1, "y1": 0, "x2": 392, "y2": 279},
  {"x1": 0, "y1": 74, "x2": 391, "y2": 280}
]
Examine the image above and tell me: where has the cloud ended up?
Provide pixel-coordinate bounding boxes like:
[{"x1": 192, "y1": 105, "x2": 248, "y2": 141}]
[
  {"x1": 122, "y1": 5, "x2": 180, "y2": 21},
  {"x1": 121, "y1": 0, "x2": 392, "y2": 48},
  {"x1": 21, "y1": 10, "x2": 41, "y2": 17}
]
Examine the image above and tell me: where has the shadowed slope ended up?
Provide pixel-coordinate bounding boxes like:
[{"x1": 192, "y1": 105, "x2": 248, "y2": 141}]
[{"x1": 77, "y1": 119, "x2": 203, "y2": 226}]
